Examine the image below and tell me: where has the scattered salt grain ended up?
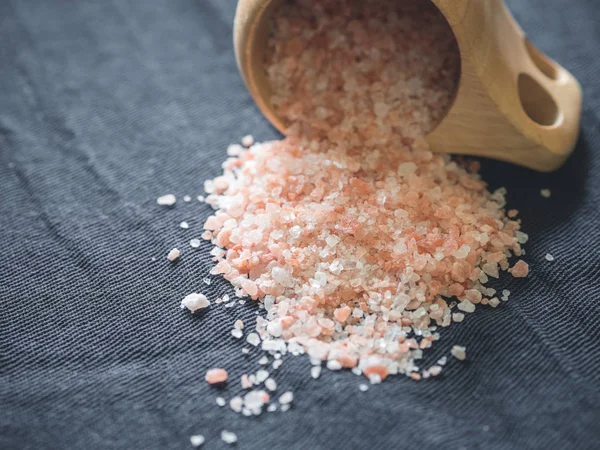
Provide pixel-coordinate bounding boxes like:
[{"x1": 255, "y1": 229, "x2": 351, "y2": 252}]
[
  {"x1": 190, "y1": 435, "x2": 205, "y2": 447},
  {"x1": 545, "y1": 253, "x2": 555, "y2": 262},
  {"x1": 279, "y1": 391, "x2": 294, "y2": 405},
  {"x1": 452, "y1": 313, "x2": 465, "y2": 323},
  {"x1": 541, "y1": 189, "x2": 551, "y2": 198},
  {"x1": 167, "y1": 248, "x2": 180, "y2": 261},
  {"x1": 231, "y1": 329, "x2": 243, "y2": 339},
  {"x1": 205, "y1": 368, "x2": 228, "y2": 384},
  {"x1": 180, "y1": 293, "x2": 210, "y2": 312},
  {"x1": 265, "y1": 378, "x2": 277, "y2": 391},
  {"x1": 256, "y1": 370, "x2": 269, "y2": 383},
  {"x1": 429, "y1": 365, "x2": 443, "y2": 377},
  {"x1": 272, "y1": 360, "x2": 283, "y2": 370},
  {"x1": 246, "y1": 333, "x2": 261, "y2": 347},
  {"x1": 258, "y1": 356, "x2": 269, "y2": 365},
  {"x1": 311, "y1": 366, "x2": 321, "y2": 379},
  {"x1": 359, "y1": 384, "x2": 369, "y2": 392},
  {"x1": 216, "y1": 397, "x2": 226, "y2": 407},
  {"x1": 229, "y1": 396, "x2": 243, "y2": 413},
  {"x1": 451, "y1": 345, "x2": 467, "y2": 361},
  {"x1": 189, "y1": 239, "x2": 201, "y2": 248},
  {"x1": 180, "y1": 221, "x2": 189, "y2": 229},
  {"x1": 183, "y1": 195, "x2": 192, "y2": 202},
  {"x1": 221, "y1": 431, "x2": 238, "y2": 445},
  {"x1": 242, "y1": 135, "x2": 254, "y2": 147},
  {"x1": 326, "y1": 360, "x2": 343, "y2": 371},
  {"x1": 511, "y1": 260, "x2": 530, "y2": 278},
  {"x1": 157, "y1": 194, "x2": 176, "y2": 206}
]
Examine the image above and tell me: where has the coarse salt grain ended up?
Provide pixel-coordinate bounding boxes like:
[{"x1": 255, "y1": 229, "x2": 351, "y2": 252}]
[
  {"x1": 157, "y1": 194, "x2": 176, "y2": 206},
  {"x1": 265, "y1": 378, "x2": 277, "y2": 391},
  {"x1": 545, "y1": 253, "x2": 555, "y2": 262},
  {"x1": 451, "y1": 345, "x2": 467, "y2": 361},
  {"x1": 190, "y1": 239, "x2": 201, "y2": 248},
  {"x1": 541, "y1": 189, "x2": 551, "y2": 198},
  {"x1": 279, "y1": 391, "x2": 294, "y2": 405},
  {"x1": 180, "y1": 221, "x2": 189, "y2": 229},
  {"x1": 205, "y1": 368, "x2": 228, "y2": 384},
  {"x1": 311, "y1": 366, "x2": 321, "y2": 379},
  {"x1": 242, "y1": 135, "x2": 254, "y2": 147},
  {"x1": 221, "y1": 431, "x2": 238, "y2": 445},
  {"x1": 181, "y1": 293, "x2": 210, "y2": 312},
  {"x1": 190, "y1": 435, "x2": 205, "y2": 447},
  {"x1": 216, "y1": 397, "x2": 226, "y2": 406},
  {"x1": 167, "y1": 248, "x2": 180, "y2": 261}
]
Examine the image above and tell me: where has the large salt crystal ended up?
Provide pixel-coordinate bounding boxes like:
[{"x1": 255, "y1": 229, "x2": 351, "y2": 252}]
[
  {"x1": 181, "y1": 293, "x2": 210, "y2": 312},
  {"x1": 457, "y1": 300, "x2": 476, "y2": 313}
]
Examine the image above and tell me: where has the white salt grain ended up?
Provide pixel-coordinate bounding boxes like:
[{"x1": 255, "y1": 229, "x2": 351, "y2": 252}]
[
  {"x1": 279, "y1": 391, "x2": 294, "y2": 405},
  {"x1": 231, "y1": 329, "x2": 243, "y2": 339},
  {"x1": 429, "y1": 365, "x2": 443, "y2": 376},
  {"x1": 545, "y1": 253, "x2": 555, "y2": 262},
  {"x1": 541, "y1": 189, "x2": 551, "y2": 198},
  {"x1": 246, "y1": 333, "x2": 261, "y2": 347},
  {"x1": 256, "y1": 369, "x2": 269, "y2": 383},
  {"x1": 221, "y1": 431, "x2": 238, "y2": 445},
  {"x1": 265, "y1": 378, "x2": 277, "y2": 391},
  {"x1": 229, "y1": 397, "x2": 243, "y2": 413},
  {"x1": 258, "y1": 356, "x2": 269, "y2": 365},
  {"x1": 190, "y1": 435, "x2": 205, "y2": 447},
  {"x1": 359, "y1": 384, "x2": 369, "y2": 392},
  {"x1": 190, "y1": 239, "x2": 201, "y2": 248},
  {"x1": 242, "y1": 135, "x2": 254, "y2": 147},
  {"x1": 183, "y1": 195, "x2": 192, "y2": 202},
  {"x1": 216, "y1": 397, "x2": 226, "y2": 407},
  {"x1": 272, "y1": 360, "x2": 283, "y2": 370},
  {"x1": 451, "y1": 345, "x2": 467, "y2": 361},
  {"x1": 167, "y1": 248, "x2": 180, "y2": 261},
  {"x1": 311, "y1": 366, "x2": 321, "y2": 379},
  {"x1": 452, "y1": 312, "x2": 465, "y2": 323},
  {"x1": 234, "y1": 319, "x2": 244, "y2": 330},
  {"x1": 157, "y1": 194, "x2": 176, "y2": 206},
  {"x1": 326, "y1": 360, "x2": 342, "y2": 371},
  {"x1": 180, "y1": 293, "x2": 210, "y2": 312},
  {"x1": 180, "y1": 221, "x2": 189, "y2": 229},
  {"x1": 457, "y1": 300, "x2": 476, "y2": 313}
]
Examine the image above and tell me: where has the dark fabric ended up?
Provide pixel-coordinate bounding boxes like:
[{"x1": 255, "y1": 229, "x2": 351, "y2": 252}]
[{"x1": 1, "y1": 0, "x2": 599, "y2": 449}]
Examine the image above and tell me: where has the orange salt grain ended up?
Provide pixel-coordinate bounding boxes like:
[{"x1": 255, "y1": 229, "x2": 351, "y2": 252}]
[
  {"x1": 205, "y1": 368, "x2": 228, "y2": 385},
  {"x1": 511, "y1": 260, "x2": 530, "y2": 278},
  {"x1": 334, "y1": 305, "x2": 352, "y2": 323},
  {"x1": 363, "y1": 365, "x2": 389, "y2": 381}
]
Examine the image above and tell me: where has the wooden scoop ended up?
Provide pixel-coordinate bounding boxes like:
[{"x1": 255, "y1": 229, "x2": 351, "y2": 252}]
[{"x1": 234, "y1": 0, "x2": 582, "y2": 171}]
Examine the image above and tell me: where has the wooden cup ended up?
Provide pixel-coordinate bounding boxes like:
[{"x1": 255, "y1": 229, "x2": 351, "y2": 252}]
[{"x1": 234, "y1": 0, "x2": 582, "y2": 171}]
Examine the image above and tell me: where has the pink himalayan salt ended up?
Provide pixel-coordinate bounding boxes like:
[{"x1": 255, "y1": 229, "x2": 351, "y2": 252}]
[
  {"x1": 198, "y1": 0, "x2": 527, "y2": 381},
  {"x1": 205, "y1": 368, "x2": 228, "y2": 384},
  {"x1": 511, "y1": 260, "x2": 530, "y2": 278},
  {"x1": 167, "y1": 248, "x2": 180, "y2": 262}
]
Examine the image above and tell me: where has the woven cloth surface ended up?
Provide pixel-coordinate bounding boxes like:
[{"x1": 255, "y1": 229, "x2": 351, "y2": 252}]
[{"x1": 1, "y1": 0, "x2": 599, "y2": 449}]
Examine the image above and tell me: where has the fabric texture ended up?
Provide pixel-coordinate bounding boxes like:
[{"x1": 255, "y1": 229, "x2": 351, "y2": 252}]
[{"x1": 1, "y1": 0, "x2": 599, "y2": 449}]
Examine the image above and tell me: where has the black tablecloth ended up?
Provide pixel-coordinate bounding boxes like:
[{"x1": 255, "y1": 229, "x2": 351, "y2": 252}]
[{"x1": 1, "y1": 1, "x2": 599, "y2": 449}]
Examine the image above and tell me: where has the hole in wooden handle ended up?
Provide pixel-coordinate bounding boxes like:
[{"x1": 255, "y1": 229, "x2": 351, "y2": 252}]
[
  {"x1": 518, "y1": 73, "x2": 560, "y2": 127},
  {"x1": 524, "y1": 38, "x2": 559, "y2": 81}
]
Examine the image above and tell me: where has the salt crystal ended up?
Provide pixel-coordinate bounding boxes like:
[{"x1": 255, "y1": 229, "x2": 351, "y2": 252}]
[
  {"x1": 221, "y1": 431, "x2": 238, "y2": 445},
  {"x1": 279, "y1": 391, "x2": 294, "y2": 405},
  {"x1": 231, "y1": 329, "x2": 243, "y2": 339},
  {"x1": 189, "y1": 239, "x2": 201, "y2": 248},
  {"x1": 216, "y1": 397, "x2": 226, "y2": 407},
  {"x1": 229, "y1": 396, "x2": 243, "y2": 413},
  {"x1": 359, "y1": 384, "x2": 369, "y2": 392},
  {"x1": 273, "y1": 360, "x2": 283, "y2": 370},
  {"x1": 167, "y1": 248, "x2": 180, "y2": 261},
  {"x1": 180, "y1": 221, "x2": 189, "y2": 229},
  {"x1": 190, "y1": 435, "x2": 205, "y2": 447},
  {"x1": 256, "y1": 369, "x2": 269, "y2": 383},
  {"x1": 451, "y1": 345, "x2": 467, "y2": 361},
  {"x1": 258, "y1": 356, "x2": 269, "y2": 365},
  {"x1": 429, "y1": 365, "x2": 443, "y2": 376},
  {"x1": 541, "y1": 189, "x2": 551, "y2": 198},
  {"x1": 452, "y1": 312, "x2": 465, "y2": 323},
  {"x1": 326, "y1": 360, "x2": 342, "y2": 371},
  {"x1": 265, "y1": 378, "x2": 277, "y2": 391},
  {"x1": 457, "y1": 300, "x2": 476, "y2": 313},
  {"x1": 183, "y1": 195, "x2": 192, "y2": 202},
  {"x1": 181, "y1": 293, "x2": 210, "y2": 312},
  {"x1": 157, "y1": 194, "x2": 176, "y2": 206},
  {"x1": 242, "y1": 135, "x2": 255, "y2": 147},
  {"x1": 545, "y1": 253, "x2": 555, "y2": 262},
  {"x1": 311, "y1": 366, "x2": 321, "y2": 379},
  {"x1": 267, "y1": 321, "x2": 283, "y2": 337},
  {"x1": 205, "y1": 368, "x2": 228, "y2": 384},
  {"x1": 246, "y1": 333, "x2": 261, "y2": 347}
]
